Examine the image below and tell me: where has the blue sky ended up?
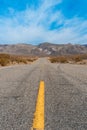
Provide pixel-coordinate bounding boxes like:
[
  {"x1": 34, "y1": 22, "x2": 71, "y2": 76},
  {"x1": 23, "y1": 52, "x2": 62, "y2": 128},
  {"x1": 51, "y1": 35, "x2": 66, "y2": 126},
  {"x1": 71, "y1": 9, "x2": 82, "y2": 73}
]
[{"x1": 0, "y1": 0, "x2": 87, "y2": 44}]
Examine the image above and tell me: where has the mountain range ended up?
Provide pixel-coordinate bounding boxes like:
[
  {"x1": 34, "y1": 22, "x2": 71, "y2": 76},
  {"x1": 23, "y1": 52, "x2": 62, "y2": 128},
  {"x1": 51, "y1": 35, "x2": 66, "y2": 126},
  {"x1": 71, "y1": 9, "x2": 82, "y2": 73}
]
[{"x1": 0, "y1": 42, "x2": 87, "y2": 56}]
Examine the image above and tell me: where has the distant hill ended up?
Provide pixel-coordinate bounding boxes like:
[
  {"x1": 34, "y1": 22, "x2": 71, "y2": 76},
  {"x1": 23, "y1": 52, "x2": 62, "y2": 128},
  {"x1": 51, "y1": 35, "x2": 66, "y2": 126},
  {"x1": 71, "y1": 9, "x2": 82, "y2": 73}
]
[
  {"x1": 83, "y1": 44, "x2": 87, "y2": 47},
  {"x1": 0, "y1": 42, "x2": 87, "y2": 56},
  {"x1": 0, "y1": 44, "x2": 36, "y2": 56}
]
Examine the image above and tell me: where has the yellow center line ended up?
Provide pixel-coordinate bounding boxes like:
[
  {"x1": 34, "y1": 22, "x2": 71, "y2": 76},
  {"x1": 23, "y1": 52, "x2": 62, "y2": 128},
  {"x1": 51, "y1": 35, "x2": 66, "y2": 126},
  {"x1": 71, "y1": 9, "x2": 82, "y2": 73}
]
[{"x1": 31, "y1": 81, "x2": 45, "y2": 130}]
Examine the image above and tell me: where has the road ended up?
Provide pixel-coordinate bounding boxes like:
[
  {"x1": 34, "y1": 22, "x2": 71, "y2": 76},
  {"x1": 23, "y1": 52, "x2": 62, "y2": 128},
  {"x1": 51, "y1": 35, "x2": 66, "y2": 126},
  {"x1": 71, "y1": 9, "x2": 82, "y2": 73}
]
[{"x1": 0, "y1": 58, "x2": 87, "y2": 130}]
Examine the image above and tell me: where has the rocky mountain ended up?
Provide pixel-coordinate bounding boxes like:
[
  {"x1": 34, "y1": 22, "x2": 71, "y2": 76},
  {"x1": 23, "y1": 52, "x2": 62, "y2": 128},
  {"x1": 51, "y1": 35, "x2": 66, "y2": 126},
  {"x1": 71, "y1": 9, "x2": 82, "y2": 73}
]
[
  {"x1": 0, "y1": 44, "x2": 36, "y2": 56},
  {"x1": 0, "y1": 42, "x2": 87, "y2": 56}
]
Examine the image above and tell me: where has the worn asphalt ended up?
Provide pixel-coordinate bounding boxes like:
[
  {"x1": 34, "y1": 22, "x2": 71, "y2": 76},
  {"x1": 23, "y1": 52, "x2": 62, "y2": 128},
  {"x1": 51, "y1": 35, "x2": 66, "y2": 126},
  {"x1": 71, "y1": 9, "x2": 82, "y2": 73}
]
[{"x1": 0, "y1": 58, "x2": 87, "y2": 130}]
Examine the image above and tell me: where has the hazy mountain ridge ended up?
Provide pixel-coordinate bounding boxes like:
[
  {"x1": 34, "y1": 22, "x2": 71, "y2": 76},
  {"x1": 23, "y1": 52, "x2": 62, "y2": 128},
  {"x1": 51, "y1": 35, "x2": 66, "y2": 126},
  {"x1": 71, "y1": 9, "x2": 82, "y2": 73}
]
[{"x1": 0, "y1": 42, "x2": 87, "y2": 56}]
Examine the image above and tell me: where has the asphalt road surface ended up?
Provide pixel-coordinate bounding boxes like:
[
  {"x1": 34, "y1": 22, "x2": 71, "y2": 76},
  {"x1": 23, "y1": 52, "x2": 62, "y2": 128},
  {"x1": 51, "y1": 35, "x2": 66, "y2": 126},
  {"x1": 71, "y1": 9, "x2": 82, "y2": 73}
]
[{"x1": 0, "y1": 58, "x2": 87, "y2": 130}]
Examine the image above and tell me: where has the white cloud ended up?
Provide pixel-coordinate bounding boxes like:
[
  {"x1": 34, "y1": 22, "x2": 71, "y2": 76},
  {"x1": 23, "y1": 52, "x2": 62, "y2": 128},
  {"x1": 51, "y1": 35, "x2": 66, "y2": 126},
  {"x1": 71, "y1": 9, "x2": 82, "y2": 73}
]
[{"x1": 0, "y1": 0, "x2": 87, "y2": 44}]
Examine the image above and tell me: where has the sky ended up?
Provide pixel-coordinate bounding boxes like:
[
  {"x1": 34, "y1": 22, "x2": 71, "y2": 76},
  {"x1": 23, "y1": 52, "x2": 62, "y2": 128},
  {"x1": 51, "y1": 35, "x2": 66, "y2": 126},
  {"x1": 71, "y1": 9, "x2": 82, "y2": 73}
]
[{"x1": 0, "y1": 0, "x2": 87, "y2": 44}]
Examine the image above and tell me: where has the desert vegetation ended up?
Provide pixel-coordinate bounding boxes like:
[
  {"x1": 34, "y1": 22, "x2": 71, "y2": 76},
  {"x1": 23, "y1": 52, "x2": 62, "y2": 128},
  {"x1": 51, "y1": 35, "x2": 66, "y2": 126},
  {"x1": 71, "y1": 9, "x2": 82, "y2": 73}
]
[
  {"x1": 49, "y1": 54, "x2": 87, "y2": 64},
  {"x1": 0, "y1": 54, "x2": 37, "y2": 66}
]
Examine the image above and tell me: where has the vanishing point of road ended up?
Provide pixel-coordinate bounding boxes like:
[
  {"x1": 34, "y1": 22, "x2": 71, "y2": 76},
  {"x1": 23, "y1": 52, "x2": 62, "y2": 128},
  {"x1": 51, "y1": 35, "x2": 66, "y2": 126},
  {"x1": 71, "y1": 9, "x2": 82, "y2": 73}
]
[{"x1": 0, "y1": 58, "x2": 87, "y2": 130}]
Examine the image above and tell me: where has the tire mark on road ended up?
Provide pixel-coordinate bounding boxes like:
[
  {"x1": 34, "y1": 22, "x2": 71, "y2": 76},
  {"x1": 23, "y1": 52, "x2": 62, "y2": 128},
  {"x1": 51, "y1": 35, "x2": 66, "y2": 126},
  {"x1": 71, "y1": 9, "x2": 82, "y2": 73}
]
[{"x1": 45, "y1": 64, "x2": 87, "y2": 130}]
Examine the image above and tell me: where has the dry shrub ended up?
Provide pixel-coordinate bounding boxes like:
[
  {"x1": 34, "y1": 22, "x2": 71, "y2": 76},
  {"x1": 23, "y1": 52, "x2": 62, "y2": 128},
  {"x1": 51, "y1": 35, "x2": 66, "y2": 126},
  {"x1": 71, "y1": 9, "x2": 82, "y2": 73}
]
[
  {"x1": 72, "y1": 56, "x2": 82, "y2": 62},
  {"x1": 0, "y1": 54, "x2": 10, "y2": 59},
  {"x1": 50, "y1": 56, "x2": 68, "y2": 63},
  {"x1": 50, "y1": 57, "x2": 58, "y2": 63},
  {"x1": 59, "y1": 57, "x2": 68, "y2": 63},
  {"x1": 0, "y1": 54, "x2": 10, "y2": 66},
  {"x1": 49, "y1": 54, "x2": 87, "y2": 64},
  {"x1": 0, "y1": 58, "x2": 10, "y2": 66},
  {"x1": 0, "y1": 54, "x2": 37, "y2": 66}
]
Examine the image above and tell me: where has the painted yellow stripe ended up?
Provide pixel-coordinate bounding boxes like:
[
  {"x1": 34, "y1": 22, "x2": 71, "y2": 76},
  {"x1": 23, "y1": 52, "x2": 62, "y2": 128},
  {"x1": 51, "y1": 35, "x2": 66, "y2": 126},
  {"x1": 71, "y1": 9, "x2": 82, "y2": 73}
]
[{"x1": 32, "y1": 81, "x2": 45, "y2": 130}]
